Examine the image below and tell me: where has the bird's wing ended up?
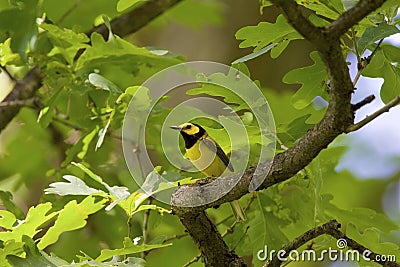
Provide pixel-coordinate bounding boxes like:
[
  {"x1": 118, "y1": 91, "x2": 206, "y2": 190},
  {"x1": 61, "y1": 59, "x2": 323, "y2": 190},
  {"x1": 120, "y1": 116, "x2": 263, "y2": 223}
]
[{"x1": 201, "y1": 137, "x2": 234, "y2": 172}]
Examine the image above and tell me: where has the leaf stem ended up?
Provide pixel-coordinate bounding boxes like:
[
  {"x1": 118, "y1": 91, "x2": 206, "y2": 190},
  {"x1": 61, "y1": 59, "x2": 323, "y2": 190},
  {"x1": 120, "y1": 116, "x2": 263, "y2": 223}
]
[{"x1": 141, "y1": 198, "x2": 153, "y2": 259}]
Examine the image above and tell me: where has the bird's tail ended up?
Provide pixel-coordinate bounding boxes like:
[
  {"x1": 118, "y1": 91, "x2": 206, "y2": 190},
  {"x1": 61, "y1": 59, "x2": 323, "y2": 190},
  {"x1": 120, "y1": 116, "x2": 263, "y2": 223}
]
[{"x1": 229, "y1": 200, "x2": 246, "y2": 222}]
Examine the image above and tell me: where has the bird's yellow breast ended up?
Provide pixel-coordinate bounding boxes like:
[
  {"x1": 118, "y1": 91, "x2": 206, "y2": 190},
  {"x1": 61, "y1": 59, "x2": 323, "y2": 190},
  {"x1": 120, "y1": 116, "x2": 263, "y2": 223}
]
[{"x1": 186, "y1": 138, "x2": 229, "y2": 177}]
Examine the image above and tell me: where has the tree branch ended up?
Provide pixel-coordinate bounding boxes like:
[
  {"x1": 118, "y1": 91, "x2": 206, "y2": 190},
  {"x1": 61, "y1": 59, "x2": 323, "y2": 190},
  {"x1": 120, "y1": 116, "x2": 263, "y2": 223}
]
[
  {"x1": 90, "y1": 0, "x2": 181, "y2": 39},
  {"x1": 346, "y1": 95, "x2": 400, "y2": 132},
  {"x1": 0, "y1": 0, "x2": 182, "y2": 134},
  {"x1": 351, "y1": 94, "x2": 376, "y2": 111},
  {"x1": 265, "y1": 220, "x2": 399, "y2": 267},
  {"x1": 178, "y1": 211, "x2": 245, "y2": 267},
  {"x1": 328, "y1": 0, "x2": 387, "y2": 38},
  {"x1": 0, "y1": 67, "x2": 42, "y2": 133},
  {"x1": 171, "y1": 1, "x2": 394, "y2": 266},
  {"x1": 268, "y1": 0, "x2": 328, "y2": 51}
]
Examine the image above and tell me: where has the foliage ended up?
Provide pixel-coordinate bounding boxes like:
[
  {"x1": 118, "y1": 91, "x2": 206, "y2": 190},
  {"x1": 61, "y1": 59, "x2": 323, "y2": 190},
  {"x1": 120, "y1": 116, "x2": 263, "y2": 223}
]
[{"x1": 0, "y1": 0, "x2": 399, "y2": 266}]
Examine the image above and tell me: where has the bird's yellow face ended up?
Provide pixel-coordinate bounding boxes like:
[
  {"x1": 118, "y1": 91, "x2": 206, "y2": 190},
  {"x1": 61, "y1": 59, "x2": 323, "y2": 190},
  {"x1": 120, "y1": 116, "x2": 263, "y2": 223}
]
[{"x1": 173, "y1": 123, "x2": 202, "y2": 136}]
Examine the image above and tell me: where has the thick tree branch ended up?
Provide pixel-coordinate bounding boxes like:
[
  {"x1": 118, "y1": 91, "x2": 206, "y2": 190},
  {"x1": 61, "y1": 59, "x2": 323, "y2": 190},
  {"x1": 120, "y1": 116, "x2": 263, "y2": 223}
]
[
  {"x1": 171, "y1": 1, "x2": 394, "y2": 266},
  {"x1": 266, "y1": 220, "x2": 399, "y2": 267},
  {"x1": 178, "y1": 211, "x2": 245, "y2": 267},
  {"x1": 0, "y1": 0, "x2": 182, "y2": 134},
  {"x1": 346, "y1": 95, "x2": 400, "y2": 132}
]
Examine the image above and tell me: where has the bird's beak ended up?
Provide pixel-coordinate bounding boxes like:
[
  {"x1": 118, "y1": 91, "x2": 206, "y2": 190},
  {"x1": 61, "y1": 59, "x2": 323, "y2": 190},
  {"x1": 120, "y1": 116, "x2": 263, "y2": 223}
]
[{"x1": 170, "y1": 126, "x2": 181, "y2": 131}]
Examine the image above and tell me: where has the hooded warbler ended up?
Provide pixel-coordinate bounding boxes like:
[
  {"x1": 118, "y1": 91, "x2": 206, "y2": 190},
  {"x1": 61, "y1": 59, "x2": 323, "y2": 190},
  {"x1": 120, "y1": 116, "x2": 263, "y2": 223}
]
[{"x1": 170, "y1": 122, "x2": 246, "y2": 221}]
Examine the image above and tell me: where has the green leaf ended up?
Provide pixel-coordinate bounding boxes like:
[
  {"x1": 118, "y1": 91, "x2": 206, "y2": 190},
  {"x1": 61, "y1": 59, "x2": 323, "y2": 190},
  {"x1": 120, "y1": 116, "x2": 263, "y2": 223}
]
[
  {"x1": 6, "y1": 236, "x2": 62, "y2": 267},
  {"x1": 296, "y1": 0, "x2": 343, "y2": 20},
  {"x1": 187, "y1": 67, "x2": 263, "y2": 111},
  {"x1": 96, "y1": 237, "x2": 171, "y2": 262},
  {"x1": 358, "y1": 23, "x2": 400, "y2": 53},
  {"x1": 236, "y1": 14, "x2": 302, "y2": 54},
  {"x1": 283, "y1": 51, "x2": 328, "y2": 109},
  {"x1": 245, "y1": 192, "x2": 289, "y2": 267},
  {"x1": 165, "y1": 0, "x2": 224, "y2": 29},
  {"x1": 0, "y1": 0, "x2": 38, "y2": 59},
  {"x1": 38, "y1": 196, "x2": 106, "y2": 249},
  {"x1": 71, "y1": 162, "x2": 131, "y2": 211},
  {"x1": 77, "y1": 128, "x2": 98, "y2": 159},
  {"x1": 346, "y1": 223, "x2": 400, "y2": 258},
  {"x1": 126, "y1": 86, "x2": 152, "y2": 113},
  {"x1": 0, "y1": 38, "x2": 22, "y2": 66},
  {"x1": 0, "y1": 240, "x2": 25, "y2": 266},
  {"x1": 102, "y1": 15, "x2": 114, "y2": 42},
  {"x1": 117, "y1": 0, "x2": 147, "y2": 12},
  {"x1": 72, "y1": 162, "x2": 104, "y2": 184},
  {"x1": 0, "y1": 210, "x2": 17, "y2": 230},
  {"x1": 0, "y1": 191, "x2": 25, "y2": 219},
  {"x1": 75, "y1": 32, "x2": 181, "y2": 74},
  {"x1": 131, "y1": 204, "x2": 169, "y2": 216},
  {"x1": 323, "y1": 195, "x2": 398, "y2": 234},
  {"x1": 44, "y1": 175, "x2": 105, "y2": 196},
  {"x1": 0, "y1": 203, "x2": 57, "y2": 242},
  {"x1": 96, "y1": 118, "x2": 111, "y2": 151},
  {"x1": 277, "y1": 114, "x2": 314, "y2": 147},
  {"x1": 362, "y1": 45, "x2": 400, "y2": 103},
  {"x1": 88, "y1": 73, "x2": 122, "y2": 94},
  {"x1": 270, "y1": 32, "x2": 299, "y2": 59},
  {"x1": 232, "y1": 43, "x2": 276, "y2": 64},
  {"x1": 40, "y1": 23, "x2": 90, "y2": 64}
]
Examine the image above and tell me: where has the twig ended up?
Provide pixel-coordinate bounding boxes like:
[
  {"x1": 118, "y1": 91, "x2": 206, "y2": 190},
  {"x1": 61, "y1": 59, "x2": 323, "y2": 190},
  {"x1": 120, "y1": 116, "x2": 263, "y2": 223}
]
[
  {"x1": 367, "y1": 39, "x2": 384, "y2": 63},
  {"x1": 265, "y1": 220, "x2": 399, "y2": 267},
  {"x1": 57, "y1": 0, "x2": 81, "y2": 24},
  {"x1": 346, "y1": 95, "x2": 400, "y2": 132},
  {"x1": 141, "y1": 198, "x2": 153, "y2": 259},
  {"x1": 163, "y1": 233, "x2": 189, "y2": 243},
  {"x1": 354, "y1": 39, "x2": 384, "y2": 87},
  {"x1": 352, "y1": 70, "x2": 363, "y2": 87},
  {"x1": 182, "y1": 254, "x2": 201, "y2": 267},
  {"x1": 351, "y1": 27, "x2": 362, "y2": 64},
  {"x1": 52, "y1": 116, "x2": 86, "y2": 132},
  {"x1": 0, "y1": 97, "x2": 38, "y2": 107},
  {"x1": 351, "y1": 94, "x2": 375, "y2": 111}
]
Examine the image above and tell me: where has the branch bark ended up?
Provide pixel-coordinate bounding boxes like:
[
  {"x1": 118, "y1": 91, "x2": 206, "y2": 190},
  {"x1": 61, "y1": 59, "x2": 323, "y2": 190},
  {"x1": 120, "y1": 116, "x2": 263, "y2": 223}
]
[
  {"x1": 0, "y1": 0, "x2": 182, "y2": 134},
  {"x1": 171, "y1": 0, "x2": 391, "y2": 266},
  {"x1": 179, "y1": 211, "x2": 245, "y2": 267},
  {"x1": 328, "y1": 0, "x2": 388, "y2": 38}
]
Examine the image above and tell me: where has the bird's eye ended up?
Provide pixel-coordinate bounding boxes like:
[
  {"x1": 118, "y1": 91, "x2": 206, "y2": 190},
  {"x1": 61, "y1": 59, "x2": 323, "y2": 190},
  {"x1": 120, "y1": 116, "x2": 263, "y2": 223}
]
[{"x1": 186, "y1": 124, "x2": 192, "y2": 129}]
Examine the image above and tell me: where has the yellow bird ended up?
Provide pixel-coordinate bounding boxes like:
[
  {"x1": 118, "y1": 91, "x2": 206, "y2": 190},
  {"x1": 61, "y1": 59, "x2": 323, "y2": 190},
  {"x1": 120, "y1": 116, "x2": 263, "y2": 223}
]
[{"x1": 170, "y1": 122, "x2": 246, "y2": 221}]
